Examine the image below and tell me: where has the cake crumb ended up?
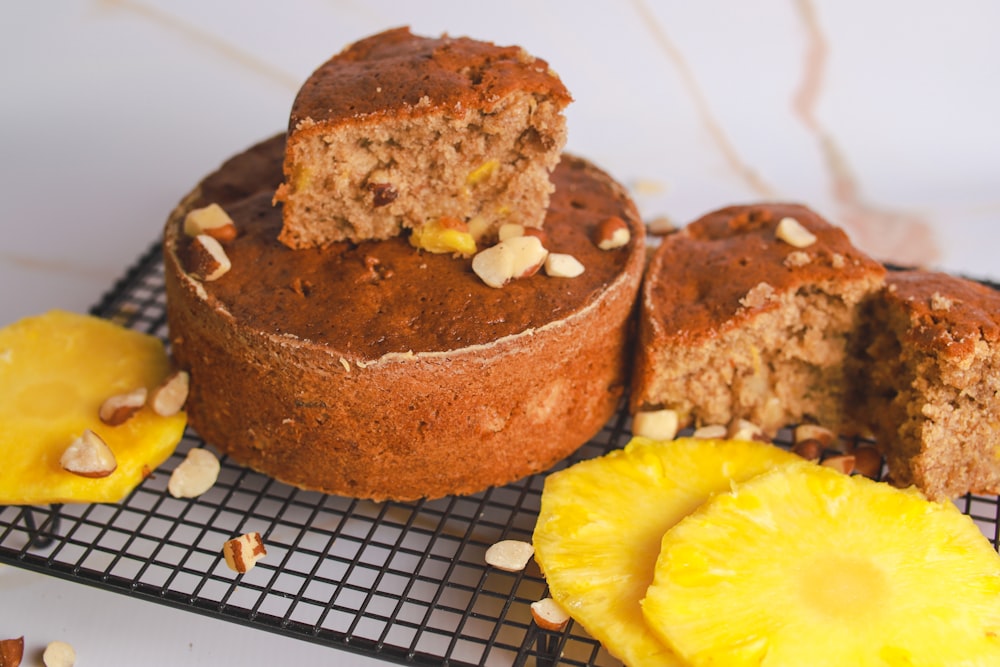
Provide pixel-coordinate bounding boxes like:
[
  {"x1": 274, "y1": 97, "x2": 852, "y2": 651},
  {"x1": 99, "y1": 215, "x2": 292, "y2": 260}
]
[
  {"x1": 929, "y1": 291, "x2": 953, "y2": 311},
  {"x1": 740, "y1": 282, "x2": 777, "y2": 309},
  {"x1": 784, "y1": 251, "x2": 812, "y2": 268},
  {"x1": 831, "y1": 253, "x2": 846, "y2": 269}
]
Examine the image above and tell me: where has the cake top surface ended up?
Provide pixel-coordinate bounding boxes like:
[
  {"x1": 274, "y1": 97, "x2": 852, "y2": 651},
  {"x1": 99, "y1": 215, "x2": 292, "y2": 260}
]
[
  {"x1": 289, "y1": 27, "x2": 572, "y2": 130},
  {"x1": 644, "y1": 203, "x2": 887, "y2": 341},
  {"x1": 168, "y1": 134, "x2": 642, "y2": 359},
  {"x1": 885, "y1": 269, "x2": 1000, "y2": 357}
]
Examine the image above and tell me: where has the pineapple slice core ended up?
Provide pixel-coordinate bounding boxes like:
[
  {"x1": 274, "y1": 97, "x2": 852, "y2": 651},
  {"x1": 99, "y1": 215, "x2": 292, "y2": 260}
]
[
  {"x1": 642, "y1": 463, "x2": 1000, "y2": 667},
  {"x1": 0, "y1": 310, "x2": 187, "y2": 504},
  {"x1": 532, "y1": 437, "x2": 800, "y2": 667}
]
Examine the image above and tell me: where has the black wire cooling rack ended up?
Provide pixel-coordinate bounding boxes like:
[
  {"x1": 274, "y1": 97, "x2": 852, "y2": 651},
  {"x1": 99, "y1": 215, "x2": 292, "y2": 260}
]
[{"x1": 1, "y1": 244, "x2": 999, "y2": 667}]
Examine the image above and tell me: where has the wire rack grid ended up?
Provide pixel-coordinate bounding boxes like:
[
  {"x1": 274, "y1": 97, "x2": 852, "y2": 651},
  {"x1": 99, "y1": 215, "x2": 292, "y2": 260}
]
[{"x1": 1, "y1": 244, "x2": 999, "y2": 667}]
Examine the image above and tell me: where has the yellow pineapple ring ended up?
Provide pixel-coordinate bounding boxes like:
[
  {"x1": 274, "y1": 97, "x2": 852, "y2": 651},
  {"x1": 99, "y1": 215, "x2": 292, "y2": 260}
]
[
  {"x1": 642, "y1": 463, "x2": 1000, "y2": 667},
  {"x1": 0, "y1": 310, "x2": 187, "y2": 504},
  {"x1": 532, "y1": 436, "x2": 800, "y2": 667}
]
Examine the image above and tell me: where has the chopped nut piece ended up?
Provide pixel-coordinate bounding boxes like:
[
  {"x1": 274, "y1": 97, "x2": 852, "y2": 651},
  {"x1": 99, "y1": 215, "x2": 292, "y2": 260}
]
[
  {"x1": 0, "y1": 637, "x2": 24, "y2": 667},
  {"x1": 42, "y1": 640, "x2": 75, "y2": 667},
  {"x1": 183, "y1": 203, "x2": 237, "y2": 242},
  {"x1": 186, "y1": 234, "x2": 232, "y2": 281},
  {"x1": 821, "y1": 454, "x2": 856, "y2": 475},
  {"x1": 646, "y1": 215, "x2": 676, "y2": 236},
  {"x1": 775, "y1": 216, "x2": 817, "y2": 248},
  {"x1": 531, "y1": 597, "x2": 571, "y2": 631},
  {"x1": 222, "y1": 531, "x2": 267, "y2": 573},
  {"x1": 692, "y1": 424, "x2": 728, "y2": 439},
  {"x1": 729, "y1": 419, "x2": 766, "y2": 442},
  {"x1": 149, "y1": 370, "x2": 189, "y2": 417},
  {"x1": 632, "y1": 409, "x2": 679, "y2": 441},
  {"x1": 168, "y1": 448, "x2": 221, "y2": 498},
  {"x1": 794, "y1": 424, "x2": 837, "y2": 449},
  {"x1": 594, "y1": 216, "x2": 631, "y2": 250},
  {"x1": 485, "y1": 539, "x2": 535, "y2": 572},
  {"x1": 472, "y1": 236, "x2": 548, "y2": 288},
  {"x1": 792, "y1": 439, "x2": 823, "y2": 462},
  {"x1": 366, "y1": 182, "x2": 398, "y2": 207},
  {"x1": 544, "y1": 253, "x2": 585, "y2": 278},
  {"x1": 498, "y1": 223, "x2": 525, "y2": 241},
  {"x1": 522, "y1": 227, "x2": 550, "y2": 246},
  {"x1": 61, "y1": 429, "x2": 117, "y2": 478},
  {"x1": 853, "y1": 445, "x2": 883, "y2": 479},
  {"x1": 99, "y1": 387, "x2": 147, "y2": 426}
]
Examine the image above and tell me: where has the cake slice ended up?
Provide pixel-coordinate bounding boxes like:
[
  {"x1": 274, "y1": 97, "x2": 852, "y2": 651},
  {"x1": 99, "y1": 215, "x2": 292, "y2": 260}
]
[
  {"x1": 273, "y1": 27, "x2": 571, "y2": 249},
  {"x1": 631, "y1": 203, "x2": 886, "y2": 435},
  {"x1": 860, "y1": 269, "x2": 1000, "y2": 499}
]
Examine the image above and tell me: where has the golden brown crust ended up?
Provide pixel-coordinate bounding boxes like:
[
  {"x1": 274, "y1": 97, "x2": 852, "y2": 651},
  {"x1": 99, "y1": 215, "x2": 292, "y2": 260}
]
[
  {"x1": 164, "y1": 135, "x2": 644, "y2": 501},
  {"x1": 631, "y1": 203, "x2": 886, "y2": 431},
  {"x1": 641, "y1": 203, "x2": 887, "y2": 345},
  {"x1": 863, "y1": 269, "x2": 1000, "y2": 499},
  {"x1": 289, "y1": 27, "x2": 571, "y2": 130}
]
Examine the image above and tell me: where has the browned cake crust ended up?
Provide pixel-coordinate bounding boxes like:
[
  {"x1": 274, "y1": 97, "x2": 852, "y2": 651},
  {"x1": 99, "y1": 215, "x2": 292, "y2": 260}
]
[
  {"x1": 164, "y1": 135, "x2": 644, "y2": 501},
  {"x1": 631, "y1": 203, "x2": 886, "y2": 434},
  {"x1": 274, "y1": 27, "x2": 571, "y2": 248},
  {"x1": 861, "y1": 270, "x2": 1000, "y2": 499}
]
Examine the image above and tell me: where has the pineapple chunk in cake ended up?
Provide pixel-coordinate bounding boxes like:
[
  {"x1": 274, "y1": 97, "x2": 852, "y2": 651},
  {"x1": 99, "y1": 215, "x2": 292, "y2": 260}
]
[
  {"x1": 532, "y1": 437, "x2": 800, "y2": 667},
  {"x1": 0, "y1": 310, "x2": 187, "y2": 504},
  {"x1": 642, "y1": 463, "x2": 1000, "y2": 666}
]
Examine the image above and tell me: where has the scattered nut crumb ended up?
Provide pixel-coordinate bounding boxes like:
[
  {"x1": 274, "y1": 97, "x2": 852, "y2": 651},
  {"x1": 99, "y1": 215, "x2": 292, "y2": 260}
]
[
  {"x1": 544, "y1": 253, "x2": 585, "y2": 279},
  {"x1": 149, "y1": 370, "x2": 189, "y2": 417},
  {"x1": 183, "y1": 203, "x2": 237, "y2": 242},
  {"x1": 185, "y1": 234, "x2": 232, "y2": 281},
  {"x1": 692, "y1": 424, "x2": 727, "y2": 439},
  {"x1": 794, "y1": 424, "x2": 838, "y2": 449},
  {"x1": 593, "y1": 216, "x2": 631, "y2": 250},
  {"x1": 853, "y1": 445, "x2": 883, "y2": 479},
  {"x1": 472, "y1": 237, "x2": 548, "y2": 288},
  {"x1": 42, "y1": 640, "x2": 75, "y2": 667},
  {"x1": 60, "y1": 430, "x2": 117, "y2": 478},
  {"x1": 0, "y1": 636, "x2": 24, "y2": 667},
  {"x1": 646, "y1": 215, "x2": 676, "y2": 236},
  {"x1": 821, "y1": 454, "x2": 856, "y2": 475},
  {"x1": 775, "y1": 216, "x2": 817, "y2": 248},
  {"x1": 484, "y1": 539, "x2": 534, "y2": 572},
  {"x1": 631, "y1": 178, "x2": 667, "y2": 195},
  {"x1": 792, "y1": 439, "x2": 824, "y2": 462},
  {"x1": 168, "y1": 448, "x2": 221, "y2": 498},
  {"x1": 530, "y1": 597, "x2": 571, "y2": 631},
  {"x1": 830, "y1": 253, "x2": 846, "y2": 269},
  {"x1": 632, "y1": 409, "x2": 679, "y2": 441},
  {"x1": 728, "y1": 419, "x2": 767, "y2": 442},
  {"x1": 498, "y1": 223, "x2": 525, "y2": 241},
  {"x1": 99, "y1": 387, "x2": 148, "y2": 426},
  {"x1": 223, "y1": 532, "x2": 267, "y2": 573}
]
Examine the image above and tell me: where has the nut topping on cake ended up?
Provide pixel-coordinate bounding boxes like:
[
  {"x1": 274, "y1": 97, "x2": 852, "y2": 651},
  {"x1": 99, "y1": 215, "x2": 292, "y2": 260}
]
[
  {"x1": 594, "y1": 216, "x2": 631, "y2": 250},
  {"x1": 185, "y1": 234, "x2": 231, "y2": 281},
  {"x1": 184, "y1": 203, "x2": 237, "y2": 242},
  {"x1": 775, "y1": 216, "x2": 817, "y2": 248}
]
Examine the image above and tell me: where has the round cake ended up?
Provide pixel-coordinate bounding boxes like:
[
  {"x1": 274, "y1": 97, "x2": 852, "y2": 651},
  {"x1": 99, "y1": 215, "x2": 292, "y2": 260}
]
[{"x1": 163, "y1": 134, "x2": 645, "y2": 501}]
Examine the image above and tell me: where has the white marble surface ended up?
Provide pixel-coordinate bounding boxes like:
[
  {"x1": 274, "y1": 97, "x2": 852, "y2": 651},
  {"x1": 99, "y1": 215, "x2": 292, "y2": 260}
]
[{"x1": 2, "y1": 1, "x2": 999, "y2": 665}]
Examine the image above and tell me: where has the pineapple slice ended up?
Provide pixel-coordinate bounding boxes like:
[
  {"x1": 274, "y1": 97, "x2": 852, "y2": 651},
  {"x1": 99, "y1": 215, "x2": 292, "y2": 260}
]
[
  {"x1": 532, "y1": 436, "x2": 800, "y2": 667},
  {"x1": 642, "y1": 463, "x2": 1000, "y2": 666},
  {"x1": 0, "y1": 310, "x2": 187, "y2": 504}
]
